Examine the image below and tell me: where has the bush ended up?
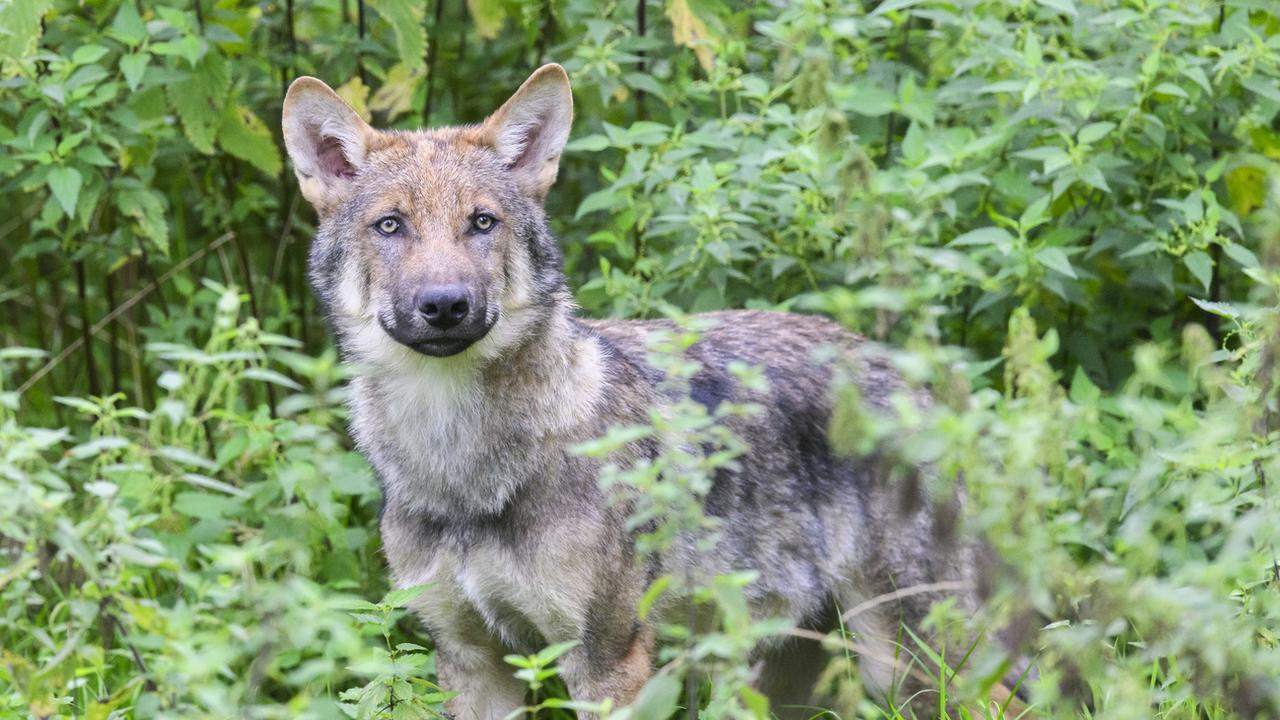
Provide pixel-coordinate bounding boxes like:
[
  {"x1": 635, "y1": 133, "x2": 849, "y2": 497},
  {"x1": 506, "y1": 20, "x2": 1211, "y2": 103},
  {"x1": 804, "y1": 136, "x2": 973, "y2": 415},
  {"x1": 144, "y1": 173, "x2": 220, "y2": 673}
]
[{"x1": 1, "y1": 0, "x2": 1279, "y2": 718}]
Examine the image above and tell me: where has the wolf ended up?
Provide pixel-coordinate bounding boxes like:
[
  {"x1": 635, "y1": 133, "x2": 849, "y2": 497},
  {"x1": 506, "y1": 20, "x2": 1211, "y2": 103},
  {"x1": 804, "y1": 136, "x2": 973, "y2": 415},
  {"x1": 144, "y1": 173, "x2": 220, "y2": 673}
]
[{"x1": 282, "y1": 64, "x2": 988, "y2": 718}]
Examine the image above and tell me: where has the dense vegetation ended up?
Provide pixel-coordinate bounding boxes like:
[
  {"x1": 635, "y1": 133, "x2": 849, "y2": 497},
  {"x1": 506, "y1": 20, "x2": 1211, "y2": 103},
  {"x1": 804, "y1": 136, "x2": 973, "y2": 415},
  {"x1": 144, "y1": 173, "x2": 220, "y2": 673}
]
[{"x1": 2, "y1": 0, "x2": 1280, "y2": 717}]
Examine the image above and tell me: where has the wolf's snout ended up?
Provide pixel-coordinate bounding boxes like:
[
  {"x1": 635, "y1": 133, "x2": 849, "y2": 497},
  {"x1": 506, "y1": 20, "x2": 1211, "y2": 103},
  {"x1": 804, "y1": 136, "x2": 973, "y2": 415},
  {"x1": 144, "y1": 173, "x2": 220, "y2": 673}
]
[{"x1": 416, "y1": 285, "x2": 471, "y2": 330}]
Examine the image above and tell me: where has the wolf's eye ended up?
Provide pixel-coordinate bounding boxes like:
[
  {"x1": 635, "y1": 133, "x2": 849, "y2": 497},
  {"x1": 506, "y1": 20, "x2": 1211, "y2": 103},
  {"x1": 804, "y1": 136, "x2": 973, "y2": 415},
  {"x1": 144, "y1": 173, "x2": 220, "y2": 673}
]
[
  {"x1": 375, "y1": 217, "x2": 401, "y2": 236},
  {"x1": 471, "y1": 213, "x2": 496, "y2": 233}
]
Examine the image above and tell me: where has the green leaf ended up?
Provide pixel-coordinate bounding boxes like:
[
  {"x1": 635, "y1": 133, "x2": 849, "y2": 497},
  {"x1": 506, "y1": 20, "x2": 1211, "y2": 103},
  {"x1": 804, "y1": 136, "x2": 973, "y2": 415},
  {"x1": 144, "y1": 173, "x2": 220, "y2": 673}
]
[
  {"x1": 1242, "y1": 74, "x2": 1280, "y2": 104},
  {"x1": 576, "y1": 188, "x2": 621, "y2": 219},
  {"x1": 1069, "y1": 365, "x2": 1101, "y2": 404},
  {"x1": 1036, "y1": 0, "x2": 1077, "y2": 16},
  {"x1": 466, "y1": 0, "x2": 506, "y2": 40},
  {"x1": 1189, "y1": 297, "x2": 1239, "y2": 319},
  {"x1": 173, "y1": 491, "x2": 242, "y2": 519},
  {"x1": 370, "y1": 0, "x2": 426, "y2": 68},
  {"x1": 638, "y1": 575, "x2": 671, "y2": 620},
  {"x1": 901, "y1": 121, "x2": 926, "y2": 165},
  {"x1": 1019, "y1": 193, "x2": 1053, "y2": 232},
  {"x1": 72, "y1": 44, "x2": 110, "y2": 65},
  {"x1": 1152, "y1": 82, "x2": 1189, "y2": 99},
  {"x1": 217, "y1": 104, "x2": 283, "y2": 176},
  {"x1": 241, "y1": 367, "x2": 302, "y2": 391},
  {"x1": 381, "y1": 582, "x2": 431, "y2": 608},
  {"x1": 168, "y1": 51, "x2": 230, "y2": 153},
  {"x1": 46, "y1": 166, "x2": 82, "y2": 217},
  {"x1": 565, "y1": 134, "x2": 611, "y2": 153},
  {"x1": 630, "y1": 667, "x2": 682, "y2": 720},
  {"x1": 869, "y1": 0, "x2": 924, "y2": 16},
  {"x1": 1036, "y1": 246, "x2": 1077, "y2": 278},
  {"x1": 739, "y1": 686, "x2": 771, "y2": 718},
  {"x1": 1077, "y1": 121, "x2": 1115, "y2": 145},
  {"x1": 534, "y1": 640, "x2": 579, "y2": 665},
  {"x1": 1223, "y1": 243, "x2": 1259, "y2": 269},
  {"x1": 120, "y1": 53, "x2": 149, "y2": 91},
  {"x1": 1183, "y1": 250, "x2": 1213, "y2": 292},
  {"x1": 949, "y1": 226, "x2": 1015, "y2": 252},
  {"x1": 0, "y1": 0, "x2": 53, "y2": 77},
  {"x1": 109, "y1": 2, "x2": 148, "y2": 46},
  {"x1": 116, "y1": 186, "x2": 169, "y2": 253}
]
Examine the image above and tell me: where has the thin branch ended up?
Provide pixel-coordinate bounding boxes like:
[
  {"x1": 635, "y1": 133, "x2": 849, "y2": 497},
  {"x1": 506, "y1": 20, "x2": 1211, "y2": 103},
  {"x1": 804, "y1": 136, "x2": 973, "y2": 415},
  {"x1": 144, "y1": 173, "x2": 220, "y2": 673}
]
[
  {"x1": 839, "y1": 580, "x2": 970, "y2": 625},
  {"x1": 18, "y1": 233, "x2": 236, "y2": 396}
]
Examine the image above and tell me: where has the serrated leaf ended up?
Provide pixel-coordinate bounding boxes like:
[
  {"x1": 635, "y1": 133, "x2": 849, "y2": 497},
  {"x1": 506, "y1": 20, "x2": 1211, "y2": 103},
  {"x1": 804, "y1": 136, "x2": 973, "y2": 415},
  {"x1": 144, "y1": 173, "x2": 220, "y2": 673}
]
[
  {"x1": 1077, "y1": 121, "x2": 1115, "y2": 145},
  {"x1": 631, "y1": 667, "x2": 682, "y2": 720},
  {"x1": 638, "y1": 575, "x2": 671, "y2": 620},
  {"x1": 1190, "y1": 297, "x2": 1239, "y2": 319},
  {"x1": 109, "y1": 2, "x2": 147, "y2": 46},
  {"x1": 1036, "y1": 246, "x2": 1077, "y2": 278},
  {"x1": 1223, "y1": 243, "x2": 1259, "y2": 269},
  {"x1": 0, "y1": 0, "x2": 53, "y2": 77},
  {"x1": 72, "y1": 44, "x2": 110, "y2": 65},
  {"x1": 335, "y1": 76, "x2": 372, "y2": 121},
  {"x1": 565, "y1": 134, "x2": 611, "y2": 152},
  {"x1": 116, "y1": 185, "x2": 169, "y2": 253},
  {"x1": 667, "y1": 0, "x2": 716, "y2": 72},
  {"x1": 1069, "y1": 365, "x2": 1101, "y2": 404},
  {"x1": 217, "y1": 104, "x2": 282, "y2": 176},
  {"x1": 466, "y1": 0, "x2": 506, "y2": 40},
  {"x1": 1152, "y1": 82, "x2": 1188, "y2": 99},
  {"x1": 173, "y1": 491, "x2": 242, "y2": 519},
  {"x1": 167, "y1": 51, "x2": 229, "y2": 153},
  {"x1": 120, "y1": 53, "x2": 148, "y2": 91},
  {"x1": 370, "y1": 0, "x2": 426, "y2": 68},
  {"x1": 949, "y1": 226, "x2": 1015, "y2": 252},
  {"x1": 576, "y1": 188, "x2": 621, "y2": 219},
  {"x1": 1224, "y1": 165, "x2": 1266, "y2": 217},
  {"x1": 368, "y1": 62, "x2": 423, "y2": 122},
  {"x1": 47, "y1": 166, "x2": 82, "y2": 217},
  {"x1": 1019, "y1": 193, "x2": 1052, "y2": 232},
  {"x1": 1183, "y1": 250, "x2": 1213, "y2": 292},
  {"x1": 241, "y1": 367, "x2": 303, "y2": 391},
  {"x1": 1242, "y1": 75, "x2": 1280, "y2": 104},
  {"x1": 381, "y1": 582, "x2": 431, "y2": 608}
]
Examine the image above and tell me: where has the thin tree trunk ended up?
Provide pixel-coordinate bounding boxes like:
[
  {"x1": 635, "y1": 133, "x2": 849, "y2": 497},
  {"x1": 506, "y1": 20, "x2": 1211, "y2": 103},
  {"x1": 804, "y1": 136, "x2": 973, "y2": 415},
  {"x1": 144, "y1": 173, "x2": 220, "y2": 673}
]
[
  {"x1": 105, "y1": 270, "x2": 122, "y2": 395},
  {"x1": 74, "y1": 260, "x2": 101, "y2": 397},
  {"x1": 357, "y1": 0, "x2": 368, "y2": 86},
  {"x1": 423, "y1": 0, "x2": 446, "y2": 123},
  {"x1": 635, "y1": 0, "x2": 646, "y2": 120}
]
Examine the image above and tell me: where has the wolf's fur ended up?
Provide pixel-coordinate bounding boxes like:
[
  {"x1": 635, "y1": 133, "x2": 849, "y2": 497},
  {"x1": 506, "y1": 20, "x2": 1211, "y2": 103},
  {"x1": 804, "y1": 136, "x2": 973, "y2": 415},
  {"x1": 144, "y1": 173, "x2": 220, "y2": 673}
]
[{"x1": 284, "y1": 65, "x2": 980, "y2": 718}]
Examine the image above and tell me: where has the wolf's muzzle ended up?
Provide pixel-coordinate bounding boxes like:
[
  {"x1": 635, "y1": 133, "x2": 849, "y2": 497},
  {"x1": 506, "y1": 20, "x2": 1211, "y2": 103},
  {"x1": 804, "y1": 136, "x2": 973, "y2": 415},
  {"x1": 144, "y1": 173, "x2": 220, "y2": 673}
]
[{"x1": 382, "y1": 284, "x2": 493, "y2": 358}]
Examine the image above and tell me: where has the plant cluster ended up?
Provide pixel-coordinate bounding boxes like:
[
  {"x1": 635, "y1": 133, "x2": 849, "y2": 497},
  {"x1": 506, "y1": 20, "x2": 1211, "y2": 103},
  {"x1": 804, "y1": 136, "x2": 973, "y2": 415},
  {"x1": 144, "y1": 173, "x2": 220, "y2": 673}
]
[{"x1": 2, "y1": 0, "x2": 1279, "y2": 718}]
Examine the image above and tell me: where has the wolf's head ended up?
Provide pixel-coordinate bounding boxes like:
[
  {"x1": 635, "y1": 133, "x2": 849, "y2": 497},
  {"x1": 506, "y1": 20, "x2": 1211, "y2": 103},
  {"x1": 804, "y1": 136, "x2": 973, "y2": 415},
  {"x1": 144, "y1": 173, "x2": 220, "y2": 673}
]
[{"x1": 282, "y1": 65, "x2": 573, "y2": 366}]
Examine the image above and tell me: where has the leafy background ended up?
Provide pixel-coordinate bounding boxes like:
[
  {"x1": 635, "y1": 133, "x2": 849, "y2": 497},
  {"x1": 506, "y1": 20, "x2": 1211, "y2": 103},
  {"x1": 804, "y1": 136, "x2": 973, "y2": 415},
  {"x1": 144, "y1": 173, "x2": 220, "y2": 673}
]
[{"x1": 2, "y1": 0, "x2": 1280, "y2": 718}]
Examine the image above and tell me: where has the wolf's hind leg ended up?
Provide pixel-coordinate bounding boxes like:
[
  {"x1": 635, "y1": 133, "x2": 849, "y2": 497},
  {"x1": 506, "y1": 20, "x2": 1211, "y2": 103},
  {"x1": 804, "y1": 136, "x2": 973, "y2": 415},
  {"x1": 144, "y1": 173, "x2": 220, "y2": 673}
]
[
  {"x1": 561, "y1": 625, "x2": 654, "y2": 715},
  {"x1": 435, "y1": 635, "x2": 527, "y2": 720}
]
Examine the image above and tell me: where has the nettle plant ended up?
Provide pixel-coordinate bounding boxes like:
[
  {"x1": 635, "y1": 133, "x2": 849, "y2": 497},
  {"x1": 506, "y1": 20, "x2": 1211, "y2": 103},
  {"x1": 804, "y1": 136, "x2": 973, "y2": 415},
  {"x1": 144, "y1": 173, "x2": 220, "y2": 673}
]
[
  {"x1": 573, "y1": 315, "x2": 789, "y2": 719},
  {"x1": 3, "y1": 0, "x2": 1280, "y2": 717}
]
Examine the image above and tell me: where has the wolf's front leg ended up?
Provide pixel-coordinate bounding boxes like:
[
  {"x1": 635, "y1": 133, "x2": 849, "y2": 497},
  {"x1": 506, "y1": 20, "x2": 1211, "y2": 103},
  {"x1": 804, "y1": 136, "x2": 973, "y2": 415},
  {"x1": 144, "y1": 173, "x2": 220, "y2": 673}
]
[
  {"x1": 435, "y1": 636, "x2": 527, "y2": 720},
  {"x1": 560, "y1": 626, "x2": 655, "y2": 713}
]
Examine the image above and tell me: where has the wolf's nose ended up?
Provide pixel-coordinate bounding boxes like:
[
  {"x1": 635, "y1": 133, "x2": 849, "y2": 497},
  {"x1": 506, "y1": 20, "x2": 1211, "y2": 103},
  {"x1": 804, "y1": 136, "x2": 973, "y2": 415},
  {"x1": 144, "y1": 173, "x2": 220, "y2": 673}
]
[{"x1": 416, "y1": 286, "x2": 471, "y2": 330}]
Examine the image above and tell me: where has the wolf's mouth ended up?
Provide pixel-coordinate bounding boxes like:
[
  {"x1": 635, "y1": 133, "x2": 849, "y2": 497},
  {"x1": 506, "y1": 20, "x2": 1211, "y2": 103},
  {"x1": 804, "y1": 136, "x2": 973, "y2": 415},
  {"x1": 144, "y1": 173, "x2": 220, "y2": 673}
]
[
  {"x1": 376, "y1": 313, "x2": 491, "y2": 358},
  {"x1": 410, "y1": 336, "x2": 480, "y2": 357}
]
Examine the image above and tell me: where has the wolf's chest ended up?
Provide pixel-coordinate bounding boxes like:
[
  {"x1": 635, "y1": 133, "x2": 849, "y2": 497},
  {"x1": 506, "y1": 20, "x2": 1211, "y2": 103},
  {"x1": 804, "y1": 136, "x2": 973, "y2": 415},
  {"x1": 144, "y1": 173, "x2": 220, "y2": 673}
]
[
  {"x1": 349, "y1": 373, "x2": 549, "y2": 517},
  {"x1": 386, "y1": 524, "x2": 598, "y2": 652}
]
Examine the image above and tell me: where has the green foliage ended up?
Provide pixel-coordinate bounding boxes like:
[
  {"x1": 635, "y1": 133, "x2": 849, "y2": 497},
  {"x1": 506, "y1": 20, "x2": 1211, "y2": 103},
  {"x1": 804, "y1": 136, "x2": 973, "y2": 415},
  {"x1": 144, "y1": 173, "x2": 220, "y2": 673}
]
[{"x1": 2, "y1": 0, "x2": 1280, "y2": 718}]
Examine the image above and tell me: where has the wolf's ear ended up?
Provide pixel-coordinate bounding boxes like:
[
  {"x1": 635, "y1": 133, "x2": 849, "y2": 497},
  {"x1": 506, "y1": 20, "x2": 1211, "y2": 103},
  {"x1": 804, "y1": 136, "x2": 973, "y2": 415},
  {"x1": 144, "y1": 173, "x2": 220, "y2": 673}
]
[
  {"x1": 282, "y1": 77, "x2": 375, "y2": 210},
  {"x1": 481, "y1": 64, "x2": 573, "y2": 201}
]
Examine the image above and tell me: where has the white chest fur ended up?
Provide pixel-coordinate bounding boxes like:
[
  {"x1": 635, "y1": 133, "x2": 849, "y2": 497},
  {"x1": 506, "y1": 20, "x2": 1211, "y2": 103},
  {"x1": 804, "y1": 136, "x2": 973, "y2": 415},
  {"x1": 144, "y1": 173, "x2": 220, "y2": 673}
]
[{"x1": 382, "y1": 513, "x2": 607, "y2": 651}]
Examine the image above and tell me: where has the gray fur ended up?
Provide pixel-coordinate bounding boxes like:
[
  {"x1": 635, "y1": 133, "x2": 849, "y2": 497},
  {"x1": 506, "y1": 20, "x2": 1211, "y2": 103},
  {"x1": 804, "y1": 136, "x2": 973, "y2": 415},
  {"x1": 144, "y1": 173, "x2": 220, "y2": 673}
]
[{"x1": 283, "y1": 65, "x2": 980, "y2": 719}]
